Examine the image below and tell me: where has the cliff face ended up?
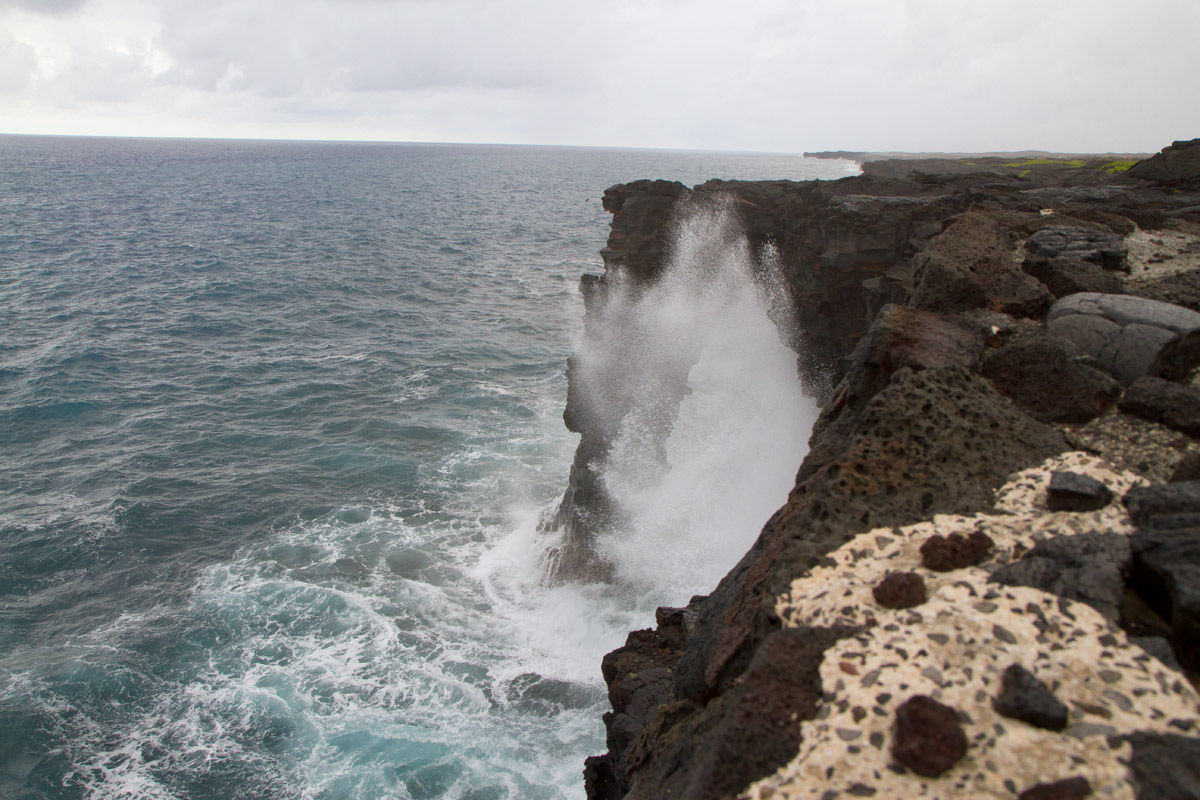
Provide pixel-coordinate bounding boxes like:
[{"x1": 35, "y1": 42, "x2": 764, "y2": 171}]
[{"x1": 576, "y1": 141, "x2": 1200, "y2": 799}]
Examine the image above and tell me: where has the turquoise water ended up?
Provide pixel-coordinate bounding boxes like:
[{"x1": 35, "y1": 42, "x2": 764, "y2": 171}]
[{"x1": 0, "y1": 136, "x2": 855, "y2": 799}]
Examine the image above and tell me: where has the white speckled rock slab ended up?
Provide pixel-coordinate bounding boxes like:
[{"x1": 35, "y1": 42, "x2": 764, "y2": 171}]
[{"x1": 747, "y1": 453, "x2": 1200, "y2": 800}]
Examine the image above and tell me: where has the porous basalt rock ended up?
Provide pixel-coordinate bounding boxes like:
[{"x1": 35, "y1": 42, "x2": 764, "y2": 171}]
[
  {"x1": 990, "y1": 532, "x2": 1131, "y2": 623},
  {"x1": 982, "y1": 335, "x2": 1120, "y2": 423},
  {"x1": 911, "y1": 210, "x2": 1054, "y2": 317},
  {"x1": 920, "y1": 530, "x2": 993, "y2": 571},
  {"x1": 873, "y1": 571, "x2": 927, "y2": 609},
  {"x1": 892, "y1": 695, "x2": 969, "y2": 777}
]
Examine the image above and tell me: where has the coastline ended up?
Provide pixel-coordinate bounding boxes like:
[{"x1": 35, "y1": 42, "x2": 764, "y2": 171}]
[{"x1": 572, "y1": 141, "x2": 1200, "y2": 799}]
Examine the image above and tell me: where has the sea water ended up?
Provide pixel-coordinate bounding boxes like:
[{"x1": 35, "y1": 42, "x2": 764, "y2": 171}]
[{"x1": 0, "y1": 136, "x2": 857, "y2": 800}]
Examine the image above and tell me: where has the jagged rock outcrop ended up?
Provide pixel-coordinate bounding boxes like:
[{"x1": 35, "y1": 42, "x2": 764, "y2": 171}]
[
  {"x1": 575, "y1": 151, "x2": 1200, "y2": 799},
  {"x1": 1128, "y1": 139, "x2": 1200, "y2": 189}
]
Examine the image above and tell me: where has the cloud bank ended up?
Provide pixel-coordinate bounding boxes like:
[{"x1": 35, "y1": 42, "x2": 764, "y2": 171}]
[{"x1": 2, "y1": 0, "x2": 1196, "y2": 152}]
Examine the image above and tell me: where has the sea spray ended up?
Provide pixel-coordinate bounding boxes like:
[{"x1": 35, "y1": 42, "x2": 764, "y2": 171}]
[{"x1": 546, "y1": 194, "x2": 820, "y2": 598}]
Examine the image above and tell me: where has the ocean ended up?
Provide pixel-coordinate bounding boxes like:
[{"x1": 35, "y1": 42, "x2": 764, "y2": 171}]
[{"x1": 0, "y1": 135, "x2": 856, "y2": 800}]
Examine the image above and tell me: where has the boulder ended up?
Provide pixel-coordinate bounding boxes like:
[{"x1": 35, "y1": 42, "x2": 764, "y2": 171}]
[
  {"x1": 989, "y1": 533, "x2": 1131, "y2": 623},
  {"x1": 1119, "y1": 376, "x2": 1200, "y2": 436},
  {"x1": 1025, "y1": 254, "x2": 1124, "y2": 298},
  {"x1": 1127, "y1": 139, "x2": 1200, "y2": 189},
  {"x1": 1046, "y1": 470, "x2": 1114, "y2": 511},
  {"x1": 1046, "y1": 293, "x2": 1200, "y2": 384},
  {"x1": 837, "y1": 303, "x2": 984, "y2": 411},
  {"x1": 911, "y1": 211, "x2": 1054, "y2": 317},
  {"x1": 1128, "y1": 525, "x2": 1200, "y2": 674},
  {"x1": 1026, "y1": 225, "x2": 1127, "y2": 271},
  {"x1": 982, "y1": 335, "x2": 1120, "y2": 423},
  {"x1": 1125, "y1": 482, "x2": 1200, "y2": 529}
]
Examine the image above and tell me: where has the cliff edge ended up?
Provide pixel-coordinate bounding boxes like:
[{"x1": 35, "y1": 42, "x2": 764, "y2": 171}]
[{"x1": 574, "y1": 140, "x2": 1200, "y2": 799}]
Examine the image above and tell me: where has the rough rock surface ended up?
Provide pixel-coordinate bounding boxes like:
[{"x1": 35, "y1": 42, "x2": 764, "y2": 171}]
[
  {"x1": 575, "y1": 154, "x2": 1200, "y2": 799},
  {"x1": 983, "y1": 334, "x2": 1120, "y2": 423},
  {"x1": 893, "y1": 695, "x2": 970, "y2": 777},
  {"x1": 1047, "y1": 292, "x2": 1200, "y2": 384},
  {"x1": 1120, "y1": 376, "x2": 1200, "y2": 435},
  {"x1": 1047, "y1": 470, "x2": 1115, "y2": 511},
  {"x1": 993, "y1": 664, "x2": 1070, "y2": 732},
  {"x1": 1127, "y1": 138, "x2": 1200, "y2": 189}
]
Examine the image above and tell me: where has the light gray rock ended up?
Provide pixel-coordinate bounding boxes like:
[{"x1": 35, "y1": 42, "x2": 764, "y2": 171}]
[{"x1": 1046, "y1": 293, "x2": 1200, "y2": 384}]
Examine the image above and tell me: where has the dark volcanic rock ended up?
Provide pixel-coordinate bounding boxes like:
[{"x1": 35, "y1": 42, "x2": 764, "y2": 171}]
[
  {"x1": 1018, "y1": 776, "x2": 1093, "y2": 800},
  {"x1": 1125, "y1": 482, "x2": 1200, "y2": 529},
  {"x1": 837, "y1": 303, "x2": 984, "y2": 411},
  {"x1": 873, "y1": 571, "x2": 927, "y2": 609},
  {"x1": 1128, "y1": 139, "x2": 1200, "y2": 189},
  {"x1": 1129, "y1": 525, "x2": 1200, "y2": 675},
  {"x1": 1047, "y1": 292, "x2": 1200, "y2": 385},
  {"x1": 1047, "y1": 470, "x2": 1114, "y2": 511},
  {"x1": 1120, "y1": 376, "x2": 1200, "y2": 436},
  {"x1": 599, "y1": 180, "x2": 690, "y2": 279},
  {"x1": 1026, "y1": 225, "x2": 1126, "y2": 271},
  {"x1": 892, "y1": 695, "x2": 969, "y2": 777},
  {"x1": 1125, "y1": 731, "x2": 1200, "y2": 799},
  {"x1": 1025, "y1": 254, "x2": 1124, "y2": 298},
  {"x1": 674, "y1": 366, "x2": 1066, "y2": 705},
  {"x1": 990, "y1": 533, "x2": 1131, "y2": 623},
  {"x1": 982, "y1": 335, "x2": 1120, "y2": 423},
  {"x1": 992, "y1": 664, "x2": 1070, "y2": 731},
  {"x1": 911, "y1": 210, "x2": 1053, "y2": 317},
  {"x1": 621, "y1": 627, "x2": 858, "y2": 800},
  {"x1": 920, "y1": 531, "x2": 992, "y2": 571}
]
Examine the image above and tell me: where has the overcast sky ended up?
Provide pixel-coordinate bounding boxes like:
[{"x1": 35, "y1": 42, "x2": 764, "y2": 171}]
[{"x1": 1, "y1": 0, "x2": 1195, "y2": 154}]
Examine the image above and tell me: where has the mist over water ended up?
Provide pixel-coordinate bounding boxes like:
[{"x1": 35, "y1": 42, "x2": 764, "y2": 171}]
[
  {"x1": 570, "y1": 195, "x2": 818, "y2": 600},
  {"x1": 0, "y1": 136, "x2": 852, "y2": 800}
]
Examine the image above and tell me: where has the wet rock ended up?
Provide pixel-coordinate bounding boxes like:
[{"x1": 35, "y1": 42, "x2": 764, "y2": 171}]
[
  {"x1": 1128, "y1": 138, "x2": 1200, "y2": 189},
  {"x1": 1026, "y1": 225, "x2": 1127, "y2": 271},
  {"x1": 892, "y1": 695, "x2": 969, "y2": 777},
  {"x1": 1124, "y1": 731, "x2": 1200, "y2": 799},
  {"x1": 920, "y1": 530, "x2": 992, "y2": 571},
  {"x1": 982, "y1": 335, "x2": 1120, "y2": 423},
  {"x1": 1046, "y1": 292, "x2": 1200, "y2": 384},
  {"x1": 1120, "y1": 376, "x2": 1200, "y2": 436},
  {"x1": 1128, "y1": 525, "x2": 1200, "y2": 674},
  {"x1": 1125, "y1": 482, "x2": 1200, "y2": 529},
  {"x1": 872, "y1": 571, "x2": 927, "y2": 609},
  {"x1": 990, "y1": 533, "x2": 1131, "y2": 623},
  {"x1": 1047, "y1": 470, "x2": 1114, "y2": 511},
  {"x1": 911, "y1": 210, "x2": 1053, "y2": 317},
  {"x1": 1018, "y1": 776, "x2": 1093, "y2": 800},
  {"x1": 993, "y1": 664, "x2": 1070, "y2": 731}
]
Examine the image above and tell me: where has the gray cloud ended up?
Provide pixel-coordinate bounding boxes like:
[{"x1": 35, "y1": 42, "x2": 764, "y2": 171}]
[
  {"x1": 1, "y1": 0, "x2": 1197, "y2": 152},
  {"x1": 0, "y1": 0, "x2": 87, "y2": 14}
]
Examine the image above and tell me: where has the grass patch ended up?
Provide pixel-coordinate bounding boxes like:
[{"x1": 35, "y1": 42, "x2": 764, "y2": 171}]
[
  {"x1": 1002, "y1": 158, "x2": 1087, "y2": 168},
  {"x1": 1101, "y1": 159, "x2": 1138, "y2": 173}
]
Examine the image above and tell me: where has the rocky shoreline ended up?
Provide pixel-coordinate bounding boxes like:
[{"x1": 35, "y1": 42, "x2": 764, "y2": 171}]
[{"x1": 566, "y1": 140, "x2": 1200, "y2": 799}]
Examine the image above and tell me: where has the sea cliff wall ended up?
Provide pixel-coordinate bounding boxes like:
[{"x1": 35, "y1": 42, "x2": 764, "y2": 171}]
[{"x1": 573, "y1": 141, "x2": 1200, "y2": 799}]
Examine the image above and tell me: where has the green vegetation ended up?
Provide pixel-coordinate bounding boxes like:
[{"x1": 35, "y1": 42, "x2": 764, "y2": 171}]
[
  {"x1": 1002, "y1": 158, "x2": 1087, "y2": 168},
  {"x1": 1100, "y1": 159, "x2": 1138, "y2": 173}
]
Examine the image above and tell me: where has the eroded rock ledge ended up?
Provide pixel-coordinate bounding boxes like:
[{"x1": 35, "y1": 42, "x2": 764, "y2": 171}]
[{"x1": 579, "y1": 140, "x2": 1200, "y2": 799}]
